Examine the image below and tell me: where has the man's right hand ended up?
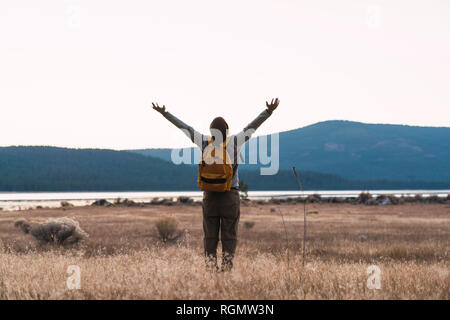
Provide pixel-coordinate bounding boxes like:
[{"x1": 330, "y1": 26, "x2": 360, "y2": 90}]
[{"x1": 152, "y1": 102, "x2": 167, "y2": 114}]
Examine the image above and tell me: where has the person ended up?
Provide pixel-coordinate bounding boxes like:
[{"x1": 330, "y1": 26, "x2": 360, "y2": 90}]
[{"x1": 152, "y1": 98, "x2": 280, "y2": 271}]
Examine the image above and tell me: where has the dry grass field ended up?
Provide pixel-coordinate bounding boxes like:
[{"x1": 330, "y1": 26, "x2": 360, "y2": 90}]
[{"x1": 0, "y1": 201, "x2": 449, "y2": 299}]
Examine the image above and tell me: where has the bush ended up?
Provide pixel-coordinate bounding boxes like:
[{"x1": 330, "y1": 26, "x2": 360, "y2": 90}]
[
  {"x1": 14, "y1": 217, "x2": 88, "y2": 245},
  {"x1": 155, "y1": 216, "x2": 184, "y2": 242},
  {"x1": 60, "y1": 201, "x2": 73, "y2": 208},
  {"x1": 357, "y1": 192, "x2": 372, "y2": 204},
  {"x1": 121, "y1": 198, "x2": 141, "y2": 207},
  {"x1": 239, "y1": 181, "x2": 249, "y2": 200},
  {"x1": 14, "y1": 218, "x2": 32, "y2": 234},
  {"x1": 177, "y1": 197, "x2": 194, "y2": 205},
  {"x1": 244, "y1": 221, "x2": 255, "y2": 229},
  {"x1": 269, "y1": 198, "x2": 281, "y2": 205},
  {"x1": 387, "y1": 194, "x2": 399, "y2": 205},
  {"x1": 91, "y1": 199, "x2": 113, "y2": 206},
  {"x1": 306, "y1": 194, "x2": 321, "y2": 203},
  {"x1": 426, "y1": 195, "x2": 446, "y2": 203}
]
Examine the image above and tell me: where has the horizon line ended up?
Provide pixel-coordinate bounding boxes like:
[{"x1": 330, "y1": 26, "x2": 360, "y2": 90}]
[{"x1": 1, "y1": 119, "x2": 449, "y2": 151}]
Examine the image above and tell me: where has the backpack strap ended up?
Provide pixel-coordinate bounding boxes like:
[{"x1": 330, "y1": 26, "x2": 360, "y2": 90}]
[
  {"x1": 200, "y1": 134, "x2": 207, "y2": 165},
  {"x1": 232, "y1": 135, "x2": 238, "y2": 177}
]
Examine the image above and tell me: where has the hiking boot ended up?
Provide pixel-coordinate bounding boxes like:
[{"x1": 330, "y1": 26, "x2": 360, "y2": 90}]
[
  {"x1": 221, "y1": 252, "x2": 234, "y2": 272},
  {"x1": 205, "y1": 254, "x2": 219, "y2": 272}
]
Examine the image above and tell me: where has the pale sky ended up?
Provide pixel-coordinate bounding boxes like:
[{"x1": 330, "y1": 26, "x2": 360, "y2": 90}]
[{"x1": 1, "y1": 0, "x2": 449, "y2": 149}]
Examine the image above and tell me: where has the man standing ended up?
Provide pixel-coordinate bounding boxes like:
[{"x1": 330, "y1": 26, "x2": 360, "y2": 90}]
[{"x1": 152, "y1": 98, "x2": 280, "y2": 271}]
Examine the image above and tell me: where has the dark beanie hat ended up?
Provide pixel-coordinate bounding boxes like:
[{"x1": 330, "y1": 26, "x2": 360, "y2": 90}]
[{"x1": 210, "y1": 117, "x2": 229, "y2": 142}]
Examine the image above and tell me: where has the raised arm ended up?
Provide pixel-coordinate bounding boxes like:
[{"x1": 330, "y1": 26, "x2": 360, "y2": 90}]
[
  {"x1": 152, "y1": 102, "x2": 205, "y2": 148},
  {"x1": 234, "y1": 98, "x2": 280, "y2": 146}
]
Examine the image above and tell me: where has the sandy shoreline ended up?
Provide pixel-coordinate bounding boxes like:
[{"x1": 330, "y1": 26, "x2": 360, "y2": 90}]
[{"x1": 1, "y1": 189, "x2": 449, "y2": 211}]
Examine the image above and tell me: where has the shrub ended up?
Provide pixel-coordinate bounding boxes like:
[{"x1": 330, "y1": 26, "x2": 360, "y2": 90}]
[
  {"x1": 91, "y1": 199, "x2": 113, "y2": 206},
  {"x1": 426, "y1": 195, "x2": 442, "y2": 203},
  {"x1": 306, "y1": 194, "x2": 321, "y2": 203},
  {"x1": 60, "y1": 201, "x2": 73, "y2": 208},
  {"x1": 376, "y1": 195, "x2": 392, "y2": 205},
  {"x1": 121, "y1": 198, "x2": 141, "y2": 207},
  {"x1": 14, "y1": 218, "x2": 32, "y2": 234},
  {"x1": 357, "y1": 192, "x2": 372, "y2": 204},
  {"x1": 243, "y1": 221, "x2": 255, "y2": 229},
  {"x1": 269, "y1": 198, "x2": 281, "y2": 205},
  {"x1": 177, "y1": 197, "x2": 194, "y2": 205},
  {"x1": 328, "y1": 197, "x2": 344, "y2": 204},
  {"x1": 239, "y1": 181, "x2": 249, "y2": 200},
  {"x1": 14, "y1": 217, "x2": 88, "y2": 245},
  {"x1": 155, "y1": 216, "x2": 183, "y2": 242},
  {"x1": 387, "y1": 194, "x2": 399, "y2": 205}
]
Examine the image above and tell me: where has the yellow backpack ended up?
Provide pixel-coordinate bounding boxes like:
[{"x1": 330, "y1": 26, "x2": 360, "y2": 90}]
[{"x1": 198, "y1": 136, "x2": 237, "y2": 192}]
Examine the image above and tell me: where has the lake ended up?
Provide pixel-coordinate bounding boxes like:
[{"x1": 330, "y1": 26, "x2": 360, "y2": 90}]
[{"x1": 0, "y1": 189, "x2": 449, "y2": 211}]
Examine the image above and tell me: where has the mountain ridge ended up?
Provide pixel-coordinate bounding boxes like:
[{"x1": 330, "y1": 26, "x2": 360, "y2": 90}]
[{"x1": 130, "y1": 120, "x2": 450, "y2": 182}]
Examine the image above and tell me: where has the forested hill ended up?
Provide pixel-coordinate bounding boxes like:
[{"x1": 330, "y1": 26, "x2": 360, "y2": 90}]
[
  {"x1": 0, "y1": 146, "x2": 195, "y2": 191},
  {"x1": 130, "y1": 120, "x2": 450, "y2": 182},
  {"x1": 0, "y1": 146, "x2": 449, "y2": 191}
]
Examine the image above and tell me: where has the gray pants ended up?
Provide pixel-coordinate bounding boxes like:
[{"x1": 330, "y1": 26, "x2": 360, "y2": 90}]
[{"x1": 202, "y1": 189, "x2": 240, "y2": 271}]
